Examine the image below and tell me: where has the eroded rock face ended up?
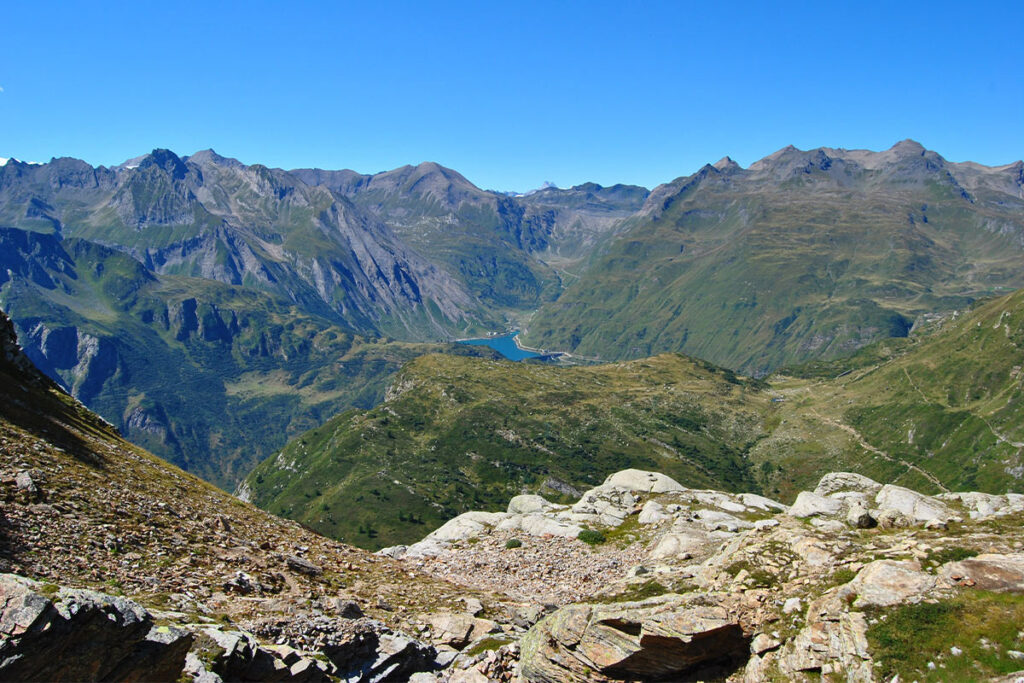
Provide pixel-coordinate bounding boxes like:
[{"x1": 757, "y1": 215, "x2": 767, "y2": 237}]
[
  {"x1": 518, "y1": 594, "x2": 750, "y2": 682},
  {"x1": 846, "y1": 560, "x2": 937, "y2": 609},
  {"x1": 814, "y1": 472, "x2": 883, "y2": 498},
  {"x1": 0, "y1": 573, "x2": 192, "y2": 682},
  {"x1": 789, "y1": 491, "x2": 845, "y2": 518}
]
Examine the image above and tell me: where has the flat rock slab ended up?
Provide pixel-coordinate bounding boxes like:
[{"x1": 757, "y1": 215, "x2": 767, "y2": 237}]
[
  {"x1": 941, "y1": 553, "x2": 1024, "y2": 592},
  {"x1": 847, "y1": 560, "x2": 936, "y2": 608}
]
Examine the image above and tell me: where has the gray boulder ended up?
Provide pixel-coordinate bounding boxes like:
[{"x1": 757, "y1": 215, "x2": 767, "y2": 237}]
[{"x1": 603, "y1": 469, "x2": 686, "y2": 493}]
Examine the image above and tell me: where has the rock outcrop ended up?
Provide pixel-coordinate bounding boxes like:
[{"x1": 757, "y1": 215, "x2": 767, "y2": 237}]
[
  {"x1": 0, "y1": 574, "x2": 191, "y2": 682},
  {"x1": 518, "y1": 593, "x2": 750, "y2": 682}
]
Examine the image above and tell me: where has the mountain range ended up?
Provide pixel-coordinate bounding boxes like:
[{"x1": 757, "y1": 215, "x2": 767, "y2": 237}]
[
  {"x1": 524, "y1": 140, "x2": 1024, "y2": 374},
  {"x1": 2, "y1": 140, "x2": 1023, "y2": 490}
]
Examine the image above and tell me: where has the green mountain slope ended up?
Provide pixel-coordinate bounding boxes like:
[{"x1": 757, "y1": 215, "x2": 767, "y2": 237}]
[
  {"x1": 247, "y1": 286, "x2": 1024, "y2": 549},
  {"x1": 524, "y1": 141, "x2": 1024, "y2": 374},
  {"x1": 242, "y1": 353, "x2": 770, "y2": 549},
  {"x1": 0, "y1": 227, "x2": 495, "y2": 486},
  {"x1": 759, "y1": 288, "x2": 1024, "y2": 496}
]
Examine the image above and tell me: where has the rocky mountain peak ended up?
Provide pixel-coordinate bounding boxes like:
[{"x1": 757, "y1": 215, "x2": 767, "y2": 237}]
[
  {"x1": 186, "y1": 148, "x2": 244, "y2": 169},
  {"x1": 889, "y1": 138, "x2": 927, "y2": 156},
  {"x1": 713, "y1": 155, "x2": 741, "y2": 172},
  {"x1": 137, "y1": 148, "x2": 190, "y2": 180}
]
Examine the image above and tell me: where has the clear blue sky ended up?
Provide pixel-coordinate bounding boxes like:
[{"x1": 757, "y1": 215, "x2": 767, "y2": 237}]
[{"x1": 2, "y1": 1, "x2": 1022, "y2": 191}]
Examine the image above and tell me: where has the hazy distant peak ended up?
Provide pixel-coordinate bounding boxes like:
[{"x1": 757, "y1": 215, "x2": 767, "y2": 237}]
[
  {"x1": 115, "y1": 154, "x2": 147, "y2": 170},
  {"x1": 523, "y1": 181, "x2": 559, "y2": 196},
  {"x1": 713, "y1": 156, "x2": 741, "y2": 172},
  {"x1": 889, "y1": 138, "x2": 926, "y2": 155},
  {"x1": 186, "y1": 149, "x2": 244, "y2": 168},
  {"x1": 748, "y1": 144, "x2": 805, "y2": 171}
]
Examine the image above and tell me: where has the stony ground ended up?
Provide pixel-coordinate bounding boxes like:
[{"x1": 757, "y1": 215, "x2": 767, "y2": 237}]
[{"x1": 407, "y1": 530, "x2": 646, "y2": 604}]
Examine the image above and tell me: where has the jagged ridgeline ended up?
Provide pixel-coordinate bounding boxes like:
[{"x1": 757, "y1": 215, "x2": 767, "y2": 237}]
[
  {"x1": 523, "y1": 141, "x2": 1024, "y2": 374},
  {"x1": 247, "y1": 287, "x2": 1024, "y2": 550}
]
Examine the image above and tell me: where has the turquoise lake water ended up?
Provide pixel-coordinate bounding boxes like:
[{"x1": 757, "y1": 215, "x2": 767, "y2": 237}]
[{"x1": 457, "y1": 331, "x2": 541, "y2": 361}]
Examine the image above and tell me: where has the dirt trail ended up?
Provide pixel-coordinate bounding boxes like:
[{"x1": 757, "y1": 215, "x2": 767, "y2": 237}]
[{"x1": 808, "y1": 407, "x2": 950, "y2": 493}]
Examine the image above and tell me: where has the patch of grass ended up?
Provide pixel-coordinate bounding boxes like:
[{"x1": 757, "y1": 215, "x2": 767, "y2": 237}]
[
  {"x1": 868, "y1": 591, "x2": 1024, "y2": 681},
  {"x1": 823, "y1": 567, "x2": 858, "y2": 589},
  {"x1": 724, "y1": 559, "x2": 778, "y2": 588},
  {"x1": 596, "y1": 580, "x2": 669, "y2": 603},
  {"x1": 924, "y1": 546, "x2": 978, "y2": 571},
  {"x1": 577, "y1": 528, "x2": 607, "y2": 545},
  {"x1": 505, "y1": 538, "x2": 522, "y2": 549},
  {"x1": 39, "y1": 583, "x2": 60, "y2": 597},
  {"x1": 463, "y1": 636, "x2": 511, "y2": 657}
]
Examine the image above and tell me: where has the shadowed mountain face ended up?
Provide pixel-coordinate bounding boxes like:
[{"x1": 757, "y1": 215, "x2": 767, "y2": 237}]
[
  {"x1": 0, "y1": 226, "x2": 497, "y2": 487},
  {"x1": 293, "y1": 163, "x2": 649, "y2": 308},
  {"x1": 0, "y1": 150, "x2": 489, "y2": 341},
  {"x1": 524, "y1": 141, "x2": 1024, "y2": 374}
]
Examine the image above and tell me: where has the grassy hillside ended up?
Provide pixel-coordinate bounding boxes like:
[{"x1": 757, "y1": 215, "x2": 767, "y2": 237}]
[
  {"x1": 244, "y1": 353, "x2": 771, "y2": 549},
  {"x1": 248, "y1": 287, "x2": 1024, "y2": 549},
  {"x1": 761, "y1": 289, "x2": 1024, "y2": 496}
]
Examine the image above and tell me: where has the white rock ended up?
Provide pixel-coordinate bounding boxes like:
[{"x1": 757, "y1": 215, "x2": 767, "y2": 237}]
[
  {"x1": 694, "y1": 509, "x2": 752, "y2": 532},
  {"x1": 603, "y1": 469, "x2": 686, "y2": 493},
  {"x1": 739, "y1": 493, "x2": 788, "y2": 512},
  {"x1": 507, "y1": 494, "x2": 554, "y2": 515},
  {"x1": 496, "y1": 514, "x2": 582, "y2": 538},
  {"x1": 938, "y1": 491, "x2": 1006, "y2": 519},
  {"x1": 810, "y1": 519, "x2": 848, "y2": 533},
  {"x1": 570, "y1": 485, "x2": 636, "y2": 526},
  {"x1": 814, "y1": 472, "x2": 883, "y2": 497},
  {"x1": 649, "y1": 530, "x2": 712, "y2": 559},
  {"x1": 687, "y1": 490, "x2": 746, "y2": 512},
  {"x1": 426, "y1": 511, "x2": 508, "y2": 543},
  {"x1": 788, "y1": 491, "x2": 844, "y2": 518},
  {"x1": 875, "y1": 485, "x2": 951, "y2": 524},
  {"x1": 846, "y1": 499, "x2": 875, "y2": 528},
  {"x1": 637, "y1": 500, "x2": 670, "y2": 525},
  {"x1": 754, "y1": 519, "x2": 780, "y2": 531},
  {"x1": 782, "y1": 597, "x2": 802, "y2": 614},
  {"x1": 847, "y1": 560, "x2": 937, "y2": 608}
]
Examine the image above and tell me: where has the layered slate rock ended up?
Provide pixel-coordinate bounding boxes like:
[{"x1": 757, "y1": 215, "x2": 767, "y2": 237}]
[{"x1": 518, "y1": 594, "x2": 750, "y2": 682}]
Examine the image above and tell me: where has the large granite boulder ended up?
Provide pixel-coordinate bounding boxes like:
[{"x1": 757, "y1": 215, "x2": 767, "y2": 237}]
[
  {"x1": 874, "y1": 485, "x2": 951, "y2": 524},
  {"x1": 602, "y1": 469, "x2": 686, "y2": 494},
  {"x1": 788, "y1": 491, "x2": 845, "y2": 519}
]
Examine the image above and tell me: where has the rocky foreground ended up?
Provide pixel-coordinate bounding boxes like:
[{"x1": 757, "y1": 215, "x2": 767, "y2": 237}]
[
  {"x1": 5, "y1": 309, "x2": 1024, "y2": 681},
  {"x1": 375, "y1": 469, "x2": 1024, "y2": 682}
]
